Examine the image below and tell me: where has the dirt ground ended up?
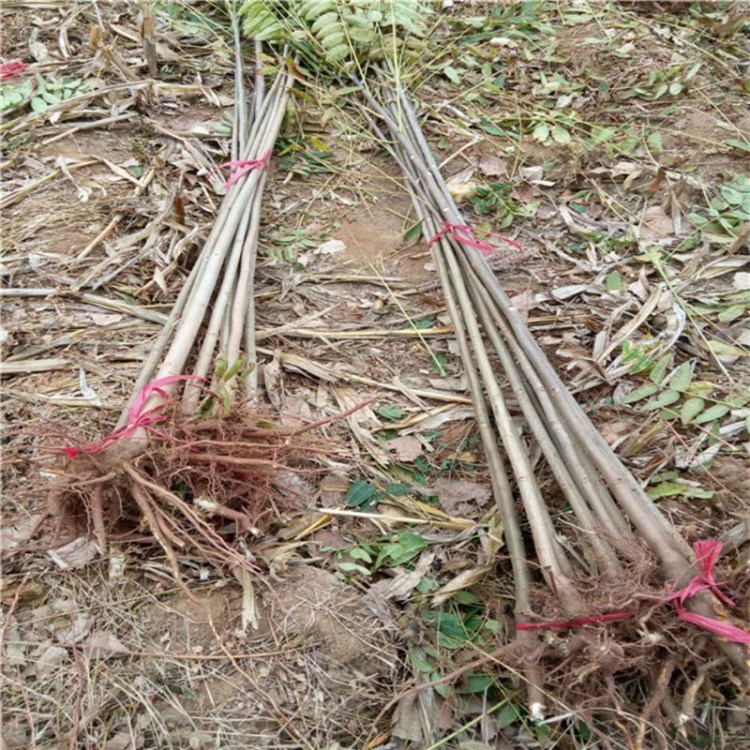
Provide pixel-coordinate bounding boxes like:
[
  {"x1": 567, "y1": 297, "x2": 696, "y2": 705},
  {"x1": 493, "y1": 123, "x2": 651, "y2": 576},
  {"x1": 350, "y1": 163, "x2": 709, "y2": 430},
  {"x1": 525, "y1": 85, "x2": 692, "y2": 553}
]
[{"x1": 2, "y1": 2, "x2": 750, "y2": 749}]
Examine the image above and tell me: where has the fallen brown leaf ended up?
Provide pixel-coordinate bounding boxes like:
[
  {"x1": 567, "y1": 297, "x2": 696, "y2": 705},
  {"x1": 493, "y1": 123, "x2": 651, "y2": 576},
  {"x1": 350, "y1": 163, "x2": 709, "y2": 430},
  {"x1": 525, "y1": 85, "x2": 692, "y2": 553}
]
[
  {"x1": 640, "y1": 206, "x2": 673, "y2": 239},
  {"x1": 433, "y1": 479, "x2": 491, "y2": 517},
  {"x1": 388, "y1": 435, "x2": 423, "y2": 462},
  {"x1": 478, "y1": 153, "x2": 507, "y2": 178}
]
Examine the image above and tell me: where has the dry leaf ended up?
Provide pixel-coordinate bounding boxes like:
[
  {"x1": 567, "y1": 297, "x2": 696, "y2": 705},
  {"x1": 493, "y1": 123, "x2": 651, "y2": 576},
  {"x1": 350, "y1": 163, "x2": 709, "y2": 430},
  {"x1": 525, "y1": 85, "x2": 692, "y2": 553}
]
[
  {"x1": 733, "y1": 272, "x2": 750, "y2": 291},
  {"x1": 640, "y1": 206, "x2": 673, "y2": 239},
  {"x1": 446, "y1": 166, "x2": 479, "y2": 203},
  {"x1": 47, "y1": 537, "x2": 99, "y2": 570},
  {"x1": 434, "y1": 479, "x2": 491, "y2": 516},
  {"x1": 0, "y1": 513, "x2": 44, "y2": 554},
  {"x1": 431, "y1": 566, "x2": 491, "y2": 606},
  {"x1": 315, "y1": 238, "x2": 346, "y2": 255},
  {"x1": 520, "y1": 165, "x2": 544, "y2": 182},
  {"x1": 81, "y1": 630, "x2": 128, "y2": 658},
  {"x1": 388, "y1": 435, "x2": 423, "y2": 462},
  {"x1": 35, "y1": 645, "x2": 68, "y2": 680},
  {"x1": 478, "y1": 154, "x2": 507, "y2": 178},
  {"x1": 90, "y1": 313, "x2": 123, "y2": 326},
  {"x1": 511, "y1": 182, "x2": 537, "y2": 203},
  {"x1": 552, "y1": 284, "x2": 588, "y2": 300},
  {"x1": 508, "y1": 289, "x2": 538, "y2": 317},
  {"x1": 318, "y1": 474, "x2": 346, "y2": 508},
  {"x1": 428, "y1": 375, "x2": 466, "y2": 391},
  {"x1": 104, "y1": 732, "x2": 141, "y2": 750},
  {"x1": 262, "y1": 353, "x2": 283, "y2": 409},
  {"x1": 369, "y1": 552, "x2": 435, "y2": 601}
]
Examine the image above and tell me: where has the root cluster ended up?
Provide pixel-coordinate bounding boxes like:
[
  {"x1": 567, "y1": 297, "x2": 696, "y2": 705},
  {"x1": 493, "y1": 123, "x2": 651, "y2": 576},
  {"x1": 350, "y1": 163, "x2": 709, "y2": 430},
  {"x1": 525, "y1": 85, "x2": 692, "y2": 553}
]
[{"x1": 51, "y1": 411, "x2": 337, "y2": 586}]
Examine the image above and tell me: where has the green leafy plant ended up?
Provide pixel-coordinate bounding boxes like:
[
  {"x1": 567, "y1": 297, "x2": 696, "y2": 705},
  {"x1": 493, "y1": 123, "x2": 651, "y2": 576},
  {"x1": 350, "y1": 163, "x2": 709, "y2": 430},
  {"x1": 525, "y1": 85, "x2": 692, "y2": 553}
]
[
  {"x1": 622, "y1": 351, "x2": 749, "y2": 455},
  {"x1": 331, "y1": 530, "x2": 427, "y2": 576},
  {"x1": 261, "y1": 226, "x2": 317, "y2": 262},
  {"x1": 277, "y1": 135, "x2": 334, "y2": 178},
  {"x1": 196, "y1": 355, "x2": 255, "y2": 416},
  {"x1": 240, "y1": 0, "x2": 431, "y2": 66},
  {"x1": 470, "y1": 181, "x2": 539, "y2": 229},
  {"x1": 688, "y1": 173, "x2": 750, "y2": 245},
  {"x1": 620, "y1": 61, "x2": 701, "y2": 102},
  {"x1": 343, "y1": 479, "x2": 381, "y2": 512},
  {"x1": 29, "y1": 74, "x2": 88, "y2": 113},
  {"x1": 0, "y1": 77, "x2": 34, "y2": 113}
]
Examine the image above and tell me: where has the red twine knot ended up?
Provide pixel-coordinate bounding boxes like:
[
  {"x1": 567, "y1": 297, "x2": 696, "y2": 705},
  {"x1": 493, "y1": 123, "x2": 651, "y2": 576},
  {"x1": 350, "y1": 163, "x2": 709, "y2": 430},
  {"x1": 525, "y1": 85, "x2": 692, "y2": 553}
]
[
  {"x1": 210, "y1": 149, "x2": 271, "y2": 190},
  {"x1": 516, "y1": 611, "x2": 633, "y2": 631},
  {"x1": 62, "y1": 375, "x2": 200, "y2": 459},
  {"x1": 427, "y1": 221, "x2": 524, "y2": 260},
  {"x1": 515, "y1": 541, "x2": 749, "y2": 645},
  {"x1": 0, "y1": 60, "x2": 27, "y2": 81}
]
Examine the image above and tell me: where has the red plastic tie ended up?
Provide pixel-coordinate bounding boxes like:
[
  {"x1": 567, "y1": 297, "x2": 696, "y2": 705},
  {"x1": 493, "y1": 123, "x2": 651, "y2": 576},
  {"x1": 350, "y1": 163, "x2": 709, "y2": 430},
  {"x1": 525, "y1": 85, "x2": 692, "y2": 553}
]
[
  {"x1": 427, "y1": 221, "x2": 523, "y2": 259},
  {"x1": 211, "y1": 148, "x2": 271, "y2": 190},
  {"x1": 62, "y1": 375, "x2": 200, "y2": 459},
  {"x1": 515, "y1": 541, "x2": 750, "y2": 645},
  {"x1": 0, "y1": 60, "x2": 26, "y2": 81},
  {"x1": 667, "y1": 541, "x2": 750, "y2": 645},
  {"x1": 516, "y1": 611, "x2": 633, "y2": 631}
]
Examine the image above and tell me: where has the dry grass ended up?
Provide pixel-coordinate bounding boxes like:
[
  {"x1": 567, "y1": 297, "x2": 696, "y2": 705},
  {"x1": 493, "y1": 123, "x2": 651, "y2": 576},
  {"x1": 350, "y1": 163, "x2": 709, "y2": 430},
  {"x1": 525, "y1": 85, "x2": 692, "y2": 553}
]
[{"x1": 2, "y1": 1, "x2": 749, "y2": 749}]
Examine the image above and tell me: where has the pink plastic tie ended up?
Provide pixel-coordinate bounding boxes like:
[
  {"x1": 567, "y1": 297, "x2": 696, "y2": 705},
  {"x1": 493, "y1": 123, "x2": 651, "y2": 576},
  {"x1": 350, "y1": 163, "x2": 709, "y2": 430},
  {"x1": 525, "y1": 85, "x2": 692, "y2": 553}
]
[
  {"x1": 62, "y1": 375, "x2": 200, "y2": 459},
  {"x1": 0, "y1": 60, "x2": 26, "y2": 81},
  {"x1": 667, "y1": 541, "x2": 750, "y2": 645},
  {"x1": 515, "y1": 541, "x2": 750, "y2": 645},
  {"x1": 427, "y1": 221, "x2": 523, "y2": 259},
  {"x1": 210, "y1": 149, "x2": 271, "y2": 190}
]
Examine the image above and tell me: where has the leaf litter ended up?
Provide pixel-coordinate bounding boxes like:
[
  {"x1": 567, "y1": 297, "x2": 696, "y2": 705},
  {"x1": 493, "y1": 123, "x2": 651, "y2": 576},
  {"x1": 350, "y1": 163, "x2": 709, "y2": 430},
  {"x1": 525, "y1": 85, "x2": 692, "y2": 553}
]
[{"x1": 1, "y1": 2, "x2": 749, "y2": 749}]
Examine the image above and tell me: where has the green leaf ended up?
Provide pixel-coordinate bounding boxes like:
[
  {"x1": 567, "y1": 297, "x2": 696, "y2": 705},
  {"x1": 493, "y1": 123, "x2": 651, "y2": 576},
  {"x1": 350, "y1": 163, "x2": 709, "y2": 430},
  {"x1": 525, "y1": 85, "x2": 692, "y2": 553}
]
[
  {"x1": 623, "y1": 382, "x2": 659, "y2": 404},
  {"x1": 725, "y1": 139, "x2": 750, "y2": 154},
  {"x1": 403, "y1": 219, "x2": 423, "y2": 241},
  {"x1": 344, "y1": 479, "x2": 378, "y2": 508},
  {"x1": 648, "y1": 481, "x2": 685, "y2": 498},
  {"x1": 336, "y1": 561, "x2": 370, "y2": 575},
  {"x1": 410, "y1": 652, "x2": 433, "y2": 673},
  {"x1": 432, "y1": 670, "x2": 450, "y2": 697},
  {"x1": 551, "y1": 124, "x2": 571, "y2": 145},
  {"x1": 669, "y1": 362, "x2": 693, "y2": 392},
  {"x1": 375, "y1": 532, "x2": 428, "y2": 568},
  {"x1": 693, "y1": 404, "x2": 729, "y2": 424},
  {"x1": 385, "y1": 482, "x2": 410, "y2": 496},
  {"x1": 495, "y1": 704, "x2": 518, "y2": 729},
  {"x1": 647, "y1": 131, "x2": 664, "y2": 154},
  {"x1": 531, "y1": 122, "x2": 550, "y2": 143},
  {"x1": 643, "y1": 389, "x2": 680, "y2": 411},
  {"x1": 443, "y1": 64, "x2": 461, "y2": 84},
  {"x1": 590, "y1": 125, "x2": 617, "y2": 144},
  {"x1": 605, "y1": 270, "x2": 622, "y2": 292},
  {"x1": 348, "y1": 546, "x2": 372, "y2": 563},
  {"x1": 707, "y1": 339, "x2": 748, "y2": 360},
  {"x1": 718, "y1": 305, "x2": 746, "y2": 322},
  {"x1": 463, "y1": 673, "x2": 495, "y2": 693},
  {"x1": 41, "y1": 90, "x2": 61, "y2": 105},
  {"x1": 377, "y1": 405, "x2": 403, "y2": 420},
  {"x1": 30, "y1": 96, "x2": 48, "y2": 113},
  {"x1": 649, "y1": 354, "x2": 672, "y2": 385},
  {"x1": 721, "y1": 185, "x2": 744, "y2": 206},
  {"x1": 680, "y1": 397, "x2": 705, "y2": 424},
  {"x1": 682, "y1": 487, "x2": 714, "y2": 499},
  {"x1": 223, "y1": 357, "x2": 246, "y2": 382}
]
